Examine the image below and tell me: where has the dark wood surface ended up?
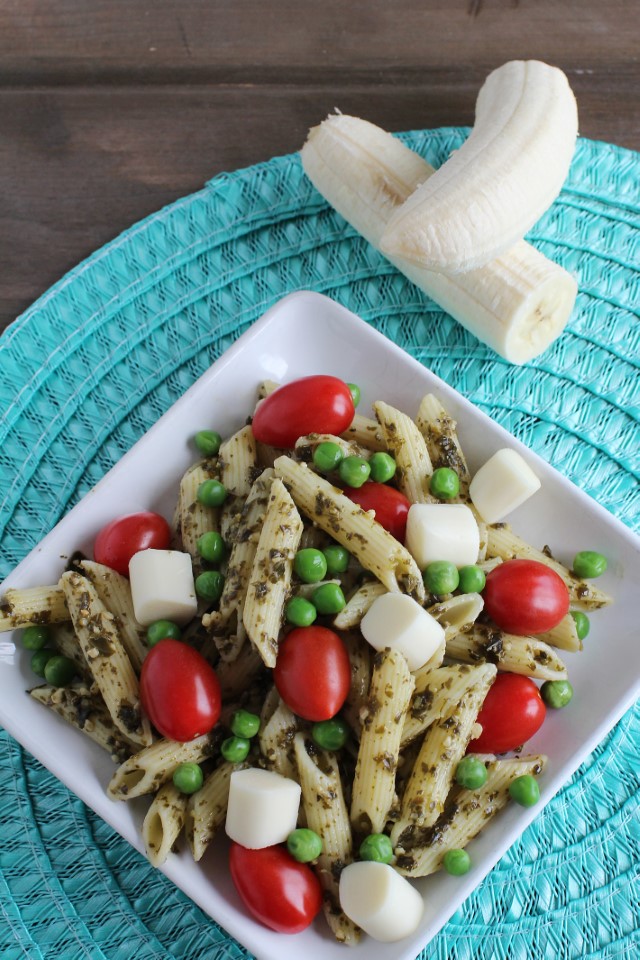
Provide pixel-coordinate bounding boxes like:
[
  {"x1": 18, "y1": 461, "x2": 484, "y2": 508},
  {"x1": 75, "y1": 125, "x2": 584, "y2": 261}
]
[{"x1": 1, "y1": 0, "x2": 638, "y2": 334}]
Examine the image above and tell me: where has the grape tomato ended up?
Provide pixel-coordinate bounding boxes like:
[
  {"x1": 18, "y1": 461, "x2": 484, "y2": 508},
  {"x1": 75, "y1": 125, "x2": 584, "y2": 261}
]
[
  {"x1": 343, "y1": 481, "x2": 410, "y2": 542},
  {"x1": 274, "y1": 626, "x2": 351, "y2": 722},
  {"x1": 483, "y1": 558, "x2": 570, "y2": 635},
  {"x1": 467, "y1": 673, "x2": 546, "y2": 754},
  {"x1": 139, "y1": 639, "x2": 221, "y2": 741},
  {"x1": 94, "y1": 511, "x2": 171, "y2": 577},
  {"x1": 251, "y1": 375, "x2": 355, "y2": 448}
]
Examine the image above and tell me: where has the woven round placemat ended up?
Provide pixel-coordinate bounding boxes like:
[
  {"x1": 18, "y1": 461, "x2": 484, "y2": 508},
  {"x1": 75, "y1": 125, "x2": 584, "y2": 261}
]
[{"x1": 0, "y1": 128, "x2": 638, "y2": 960}]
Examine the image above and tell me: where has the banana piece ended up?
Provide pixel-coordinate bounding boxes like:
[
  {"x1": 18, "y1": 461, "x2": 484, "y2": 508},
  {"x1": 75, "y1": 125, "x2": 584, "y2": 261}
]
[
  {"x1": 380, "y1": 60, "x2": 578, "y2": 273},
  {"x1": 300, "y1": 113, "x2": 577, "y2": 364}
]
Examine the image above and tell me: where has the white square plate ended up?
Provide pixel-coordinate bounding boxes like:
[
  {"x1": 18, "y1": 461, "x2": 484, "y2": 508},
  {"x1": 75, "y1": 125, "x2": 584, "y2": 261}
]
[{"x1": 1, "y1": 291, "x2": 639, "y2": 960}]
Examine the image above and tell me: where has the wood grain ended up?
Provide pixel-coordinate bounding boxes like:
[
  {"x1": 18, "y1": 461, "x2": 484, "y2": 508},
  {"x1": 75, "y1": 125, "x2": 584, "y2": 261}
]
[{"x1": 1, "y1": 0, "x2": 638, "y2": 333}]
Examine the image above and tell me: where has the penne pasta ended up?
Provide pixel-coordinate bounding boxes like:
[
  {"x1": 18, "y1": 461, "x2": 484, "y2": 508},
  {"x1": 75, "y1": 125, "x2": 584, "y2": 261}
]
[
  {"x1": 537, "y1": 612, "x2": 582, "y2": 652},
  {"x1": 259, "y1": 698, "x2": 299, "y2": 782},
  {"x1": 428, "y1": 592, "x2": 485, "y2": 641},
  {"x1": 446, "y1": 623, "x2": 569, "y2": 680},
  {"x1": 294, "y1": 433, "x2": 373, "y2": 464},
  {"x1": 79, "y1": 560, "x2": 147, "y2": 673},
  {"x1": 0, "y1": 584, "x2": 68, "y2": 632},
  {"x1": 274, "y1": 456, "x2": 425, "y2": 601},
  {"x1": 395, "y1": 755, "x2": 547, "y2": 877},
  {"x1": 294, "y1": 733, "x2": 360, "y2": 945},
  {"x1": 341, "y1": 632, "x2": 372, "y2": 734},
  {"x1": 390, "y1": 662, "x2": 497, "y2": 847},
  {"x1": 333, "y1": 580, "x2": 387, "y2": 630},
  {"x1": 108, "y1": 733, "x2": 215, "y2": 800},
  {"x1": 351, "y1": 648, "x2": 415, "y2": 834},
  {"x1": 415, "y1": 393, "x2": 471, "y2": 497},
  {"x1": 143, "y1": 782, "x2": 188, "y2": 867},
  {"x1": 373, "y1": 400, "x2": 433, "y2": 503},
  {"x1": 219, "y1": 425, "x2": 258, "y2": 498},
  {"x1": 340, "y1": 413, "x2": 386, "y2": 451},
  {"x1": 186, "y1": 761, "x2": 237, "y2": 861},
  {"x1": 51, "y1": 621, "x2": 93, "y2": 681},
  {"x1": 401, "y1": 663, "x2": 484, "y2": 747},
  {"x1": 242, "y1": 478, "x2": 304, "y2": 667},
  {"x1": 178, "y1": 458, "x2": 221, "y2": 563},
  {"x1": 486, "y1": 524, "x2": 612, "y2": 609},
  {"x1": 60, "y1": 571, "x2": 152, "y2": 747}
]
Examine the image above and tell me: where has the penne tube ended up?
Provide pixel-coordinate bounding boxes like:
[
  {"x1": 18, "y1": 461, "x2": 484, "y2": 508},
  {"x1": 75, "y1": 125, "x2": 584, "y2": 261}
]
[
  {"x1": 186, "y1": 761, "x2": 237, "y2": 861},
  {"x1": 447, "y1": 623, "x2": 569, "y2": 680},
  {"x1": 537, "y1": 612, "x2": 582, "y2": 652},
  {"x1": 259, "y1": 698, "x2": 299, "y2": 782},
  {"x1": 79, "y1": 560, "x2": 147, "y2": 673},
  {"x1": 340, "y1": 414, "x2": 386, "y2": 451},
  {"x1": 351, "y1": 648, "x2": 415, "y2": 835},
  {"x1": 428, "y1": 592, "x2": 485, "y2": 641},
  {"x1": 373, "y1": 400, "x2": 434, "y2": 503},
  {"x1": 274, "y1": 456, "x2": 425, "y2": 602},
  {"x1": 60, "y1": 571, "x2": 152, "y2": 747},
  {"x1": 391, "y1": 662, "x2": 496, "y2": 847},
  {"x1": 178, "y1": 459, "x2": 221, "y2": 563},
  {"x1": 29, "y1": 682, "x2": 136, "y2": 763},
  {"x1": 219, "y1": 425, "x2": 258, "y2": 498},
  {"x1": 108, "y1": 734, "x2": 215, "y2": 800},
  {"x1": 401, "y1": 663, "x2": 484, "y2": 747},
  {"x1": 51, "y1": 621, "x2": 93, "y2": 681},
  {"x1": 395, "y1": 755, "x2": 547, "y2": 876},
  {"x1": 415, "y1": 393, "x2": 471, "y2": 491},
  {"x1": 294, "y1": 734, "x2": 360, "y2": 945},
  {"x1": 341, "y1": 632, "x2": 372, "y2": 735},
  {"x1": 486, "y1": 524, "x2": 612, "y2": 609},
  {"x1": 242, "y1": 478, "x2": 304, "y2": 667},
  {"x1": 294, "y1": 433, "x2": 373, "y2": 463},
  {"x1": 143, "y1": 782, "x2": 188, "y2": 867},
  {"x1": 0, "y1": 584, "x2": 68, "y2": 632}
]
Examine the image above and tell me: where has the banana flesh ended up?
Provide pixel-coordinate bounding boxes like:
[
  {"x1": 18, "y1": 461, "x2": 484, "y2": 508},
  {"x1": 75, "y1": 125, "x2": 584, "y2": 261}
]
[
  {"x1": 380, "y1": 61, "x2": 579, "y2": 274},
  {"x1": 300, "y1": 113, "x2": 577, "y2": 364}
]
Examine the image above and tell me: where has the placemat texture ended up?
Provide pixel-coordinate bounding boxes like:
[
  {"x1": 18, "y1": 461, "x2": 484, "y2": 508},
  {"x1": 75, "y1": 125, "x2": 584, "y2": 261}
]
[{"x1": 0, "y1": 128, "x2": 638, "y2": 960}]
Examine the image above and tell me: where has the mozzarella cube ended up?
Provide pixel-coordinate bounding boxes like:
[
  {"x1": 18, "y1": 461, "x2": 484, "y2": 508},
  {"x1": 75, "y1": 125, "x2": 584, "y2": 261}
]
[
  {"x1": 469, "y1": 448, "x2": 541, "y2": 523},
  {"x1": 339, "y1": 861, "x2": 424, "y2": 942},
  {"x1": 225, "y1": 768, "x2": 301, "y2": 849},
  {"x1": 128, "y1": 549, "x2": 197, "y2": 625},
  {"x1": 405, "y1": 503, "x2": 480, "y2": 569},
  {"x1": 360, "y1": 593, "x2": 444, "y2": 671}
]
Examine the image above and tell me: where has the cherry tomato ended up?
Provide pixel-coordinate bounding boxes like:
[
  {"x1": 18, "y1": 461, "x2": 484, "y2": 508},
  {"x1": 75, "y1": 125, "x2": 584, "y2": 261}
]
[
  {"x1": 229, "y1": 842, "x2": 322, "y2": 934},
  {"x1": 483, "y1": 559, "x2": 570, "y2": 635},
  {"x1": 467, "y1": 673, "x2": 546, "y2": 754},
  {"x1": 140, "y1": 639, "x2": 221, "y2": 741},
  {"x1": 251, "y1": 376, "x2": 355, "y2": 448},
  {"x1": 343, "y1": 481, "x2": 410, "y2": 542},
  {"x1": 274, "y1": 626, "x2": 350, "y2": 722},
  {"x1": 94, "y1": 511, "x2": 171, "y2": 577}
]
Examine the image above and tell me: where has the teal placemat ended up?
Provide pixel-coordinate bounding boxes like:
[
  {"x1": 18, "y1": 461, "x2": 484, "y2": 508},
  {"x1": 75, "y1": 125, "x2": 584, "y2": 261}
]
[{"x1": 0, "y1": 128, "x2": 638, "y2": 960}]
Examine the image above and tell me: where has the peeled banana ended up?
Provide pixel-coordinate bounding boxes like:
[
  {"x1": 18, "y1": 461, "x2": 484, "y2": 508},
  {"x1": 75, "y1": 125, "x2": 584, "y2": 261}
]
[
  {"x1": 380, "y1": 60, "x2": 579, "y2": 274},
  {"x1": 300, "y1": 113, "x2": 577, "y2": 364}
]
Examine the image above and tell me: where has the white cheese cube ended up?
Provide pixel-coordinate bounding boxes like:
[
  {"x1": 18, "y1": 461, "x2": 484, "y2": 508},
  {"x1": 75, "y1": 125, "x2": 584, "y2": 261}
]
[
  {"x1": 225, "y1": 768, "x2": 301, "y2": 849},
  {"x1": 128, "y1": 549, "x2": 197, "y2": 626},
  {"x1": 360, "y1": 593, "x2": 444, "y2": 671},
  {"x1": 339, "y1": 861, "x2": 424, "y2": 942},
  {"x1": 469, "y1": 448, "x2": 541, "y2": 523},
  {"x1": 405, "y1": 503, "x2": 480, "y2": 570}
]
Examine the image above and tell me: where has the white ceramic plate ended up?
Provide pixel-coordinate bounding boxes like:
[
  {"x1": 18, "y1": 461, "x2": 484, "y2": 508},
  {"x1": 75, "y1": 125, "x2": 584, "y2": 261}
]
[{"x1": 1, "y1": 291, "x2": 639, "y2": 960}]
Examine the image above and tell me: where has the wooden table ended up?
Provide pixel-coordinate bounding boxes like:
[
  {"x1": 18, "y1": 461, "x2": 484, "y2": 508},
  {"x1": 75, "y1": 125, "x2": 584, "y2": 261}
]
[{"x1": 1, "y1": 0, "x2": 638, "y2": 334}]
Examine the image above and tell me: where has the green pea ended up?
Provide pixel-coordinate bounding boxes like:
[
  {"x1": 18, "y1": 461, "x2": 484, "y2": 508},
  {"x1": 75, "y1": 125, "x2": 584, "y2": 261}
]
[
  {"x1": 312, "y1": 583, "x2": 346, "y2": 615},
  {"x1": 194, "y1": 430, "x2": 222, "y2": 457},
  {"x1": 541, "y1": 679, "x2": 573, "y2": 709},
  {"x1": 359, "y1": 833, "x2": 393, "y2": 864},
  {"x1": 429, "y1": 467, "x2": 460, "y2": 500},
  {"x1": 443, "y1": 848, "x2": 471, "y2": 876},
  {"x1": 570, "y1": 610, "x2": 590, "y2": 640},
  {"x1": 347, "y1": 383, "x2": 361, "y2": 407},
  {"x1": 43, "y1": 655, "x2": 76, "y2": 687},
  {"x1": 368, "y1": 452, "x2": 396, "y2": 483},
  {"x1": 508, "y1": 774, "x2": 540, "y2": 807},
  {"x1": 221, "y1": 736, "x2": 251, "y2": 763},
  {"x1": 196, "y1": 531, "x2": 226, "y2": 564},
  {"x1": 573, "y1": 550, "x2": 607, "y2": 579},
  {"x1": 457, "y1": 565, "x2": 486, "y2": 594},
  {"x1": 294, "y1": 548, "x2": 327, "y2": 583},
  {"x1": 21, "y1": 625, "x2": 51, "y2": 651},
  {"x1": 338, "y1": 456, "x2": 371, "y2": 489},
  {"x1": 172, "y1": 762, "x2": 204, "y2": 794},
  {"x1": 195, "y1": 570, "x2": 225, "y2": 603},
  {"x1": 287, "y1": 828, "x2": 323, "y2": 863},
  {"x1": 455, "y1": 756, "x2": 488, "y2": 790},
  {"x1": 231, "y1": 709, "x2": 261, "y2": 739},
  {"x1": 30, "y1": 649, "x2": 56, "y2": 678},
  {"x1": 323, "y1": 544, "x2": 350, "y2": 575},
  {"x1": 312, "y1": 717, "x2": 350, "y2": 751},
  {"x1": 197, "y1": 479, "x2": 227, "y2": 507},
  {"x1": 313, "y1": 442, "x2": 344, "y2": 473},
  {"x1": 285, "y1": 596, "x2": 317, "y2": 627},
  {"x1": 423, "y1": 560, "x2": 460, "y2": 596},
  {"x1": 146, "y1": 619, "x2": 181, "y2": 646}
]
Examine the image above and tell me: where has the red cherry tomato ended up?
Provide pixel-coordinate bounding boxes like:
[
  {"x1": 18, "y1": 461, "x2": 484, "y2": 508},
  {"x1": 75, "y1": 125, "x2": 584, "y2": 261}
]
[
  {"x1": 483, "y1": 559, "x2": 570, "y2": 635},
  {"x1": 94, "y1": 511, "x2": 171, "y2": 577},
  {"x1": 343, "y1": 481, "x2": 410, "y2": 542},
  {"x1": 251, "y1": 376, "x2": 355, "y2": 448},
  {"x1": 140, "y1": 639, "x2": 221, "y2": 741},
  {"x1": 467, "y1": 673, "x2": 546, "y2": 754},
  {"x1": 274, "y1": 626, "x2": 350, "y2": 721},
  {"x1": 229, "y1": 842, "x2": 322, "y2": 934}
]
